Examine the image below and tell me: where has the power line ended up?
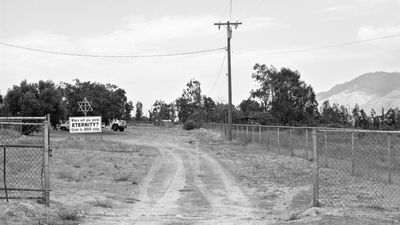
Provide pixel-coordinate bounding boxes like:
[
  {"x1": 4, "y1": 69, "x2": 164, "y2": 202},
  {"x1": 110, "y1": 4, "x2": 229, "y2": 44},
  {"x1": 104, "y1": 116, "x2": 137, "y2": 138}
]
[
  {"x1": 209, "y1": 51, "x2": 227, "y2": 95},
  {"x1": 247, "y1": 0, "x2": 265, "y2": 18},
  {"x1": 261, "y1": 33, "x2": 400, "y2": 55},
  {"x1": 0, "y1": 42, "x2": 226, "y2": 58}
]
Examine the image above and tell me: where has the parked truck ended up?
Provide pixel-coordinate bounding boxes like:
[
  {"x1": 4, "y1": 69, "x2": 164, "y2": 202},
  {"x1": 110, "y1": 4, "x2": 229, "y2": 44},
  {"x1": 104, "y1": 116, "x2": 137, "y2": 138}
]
[{"x1": 110, "y1": 119, "x2": 127, "y2": 132}]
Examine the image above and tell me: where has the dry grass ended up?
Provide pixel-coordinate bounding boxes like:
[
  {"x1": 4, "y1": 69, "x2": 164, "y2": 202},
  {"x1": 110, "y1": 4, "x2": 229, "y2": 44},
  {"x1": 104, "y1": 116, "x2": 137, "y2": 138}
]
[
  {"x1": 91, "y1": 199, "x2": 113, "y2": 208},
  {"x1": 201, "y1": 129, "x2": 400, "y2": 224},
  {"x1": 57, "y1": 207, "x2": 81, "y2": 221},
  {"x1": 0, "y1": 130, "x2": 159, "y2": 225}
]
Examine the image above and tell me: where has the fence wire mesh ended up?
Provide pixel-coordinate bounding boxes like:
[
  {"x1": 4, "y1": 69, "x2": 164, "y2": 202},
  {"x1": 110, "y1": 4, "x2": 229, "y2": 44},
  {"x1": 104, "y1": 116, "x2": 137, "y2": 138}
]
[
  {"x1": 0, "y1": 117, "x2": 49, "y2": 203},
  {"x1": 317, "y1": 130, "x2": 400, "y2": 209},
  {"x1": 206, "y1": 123, "x2": 400, "y2": 210}
]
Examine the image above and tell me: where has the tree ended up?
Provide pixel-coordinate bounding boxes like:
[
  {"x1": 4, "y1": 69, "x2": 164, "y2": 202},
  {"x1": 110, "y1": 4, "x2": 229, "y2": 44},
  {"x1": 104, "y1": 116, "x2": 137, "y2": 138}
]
[
  {"x1": 370, "y1": 109, "x2": 380, "y2": 129},
  {"x1": 385, "y1": 108, "x2": 396, "y2": 129},
  {"x1": 0, "y1": 93, "x2": 4, "y2": 116},
  {"x1": 61, "y1": 79, "x2": 132, "y2": 125},
  {"x1": 135, "y1": 101, "x2": 143, "y2": 121},
  {"x1": 124, "y1": 101, "x2": 134, "y2": 120},
  {"x1": 239, "y1": 98, "x2": 263, "y2": 116},
  {"x1": 4, "y1": 80, "x2": 65, "y2": 129},
  {"x1": 151, "y1": 100, "x2": 171, "y2": 120},
  {"x1": 352, "y1": 104, "x2": 361, "y2": 128},
  {"x1": 250, "y1": 64, "x2": 318, "y2": 125},
  {"x1": 202, "y1": 96, "x2": 216, "y2": 122},
  {"x1": 359, "y1": 109, "x2": 369, "y2": 129},
  {"x1": 176, "y1": 79, "x2": 202, "y2": 123}
]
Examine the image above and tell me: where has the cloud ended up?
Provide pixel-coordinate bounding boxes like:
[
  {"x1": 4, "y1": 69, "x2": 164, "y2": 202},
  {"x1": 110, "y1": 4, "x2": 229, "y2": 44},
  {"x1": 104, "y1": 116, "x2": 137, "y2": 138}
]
[
  {"x1": 241, "y1": 17, "x2": 289, "y2": 31},
  {"x1": 353, "y1": 0, "x2": 394, "y2": 4},
  {"x1": 321, "y1": 6, "x2": 352, "y2": 13},
  {"x1": 357, "y1": 25, "x2": 400, "y2": 42},
  {"x1": 4, "y1": 15, "x2": 282, "y2": 56}
]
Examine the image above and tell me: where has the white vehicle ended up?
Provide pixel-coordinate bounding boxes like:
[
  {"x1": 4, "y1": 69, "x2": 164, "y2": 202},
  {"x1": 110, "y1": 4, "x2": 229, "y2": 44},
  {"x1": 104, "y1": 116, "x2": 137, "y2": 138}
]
[
  {"x1": 111, "y1": 119, "x2": 127, "y2": 132},
  {"x1": 59, "y1": 121, "x2": 70, "y2": 131}
]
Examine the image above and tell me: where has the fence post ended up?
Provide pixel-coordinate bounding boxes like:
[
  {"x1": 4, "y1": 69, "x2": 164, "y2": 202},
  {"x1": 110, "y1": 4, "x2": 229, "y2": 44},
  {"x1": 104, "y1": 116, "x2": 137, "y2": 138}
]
[
  {"x1": 232, "y1": 124, "x2": 235, "y2": 139},
  {"x1": 351, "y1": 133, "x2": 355, "y2": 176},
  {"x1": 324, "y1": 131, "x2": 328, "y2": 168},
  {"x1": 236, "y1": 125, "x2": 239, "y2": 139},
  {"x1": 305, "y1": 129, "x2": 309, "y2": 160},
  {"x1": 267, "y1": 127, "x2": 270, "y2": 151},
  {"x1": 290, "y1": 128, "x2": 293, "y2": 157},
  {"x1": 224, "y1": 124, "x2": 227, "y2": 139},
  {"x1": 252, "y1": 126, "x2": 255, "y2": 143},
  {"x1": 3, "y1": 146, "x2": 8, "y2": 202},
  {"x1": 43, "y1": 114, "x2": 50, "y2": 206},
  {"x1": 259, "y1": 126, "x2": 262, "y2": 143},
  {"x1": 246, "y1": 126, "x2": 249, "y2": 140},
  {"x1": 277, "y1": 128, "x2": 280, "y2": 154},
  {"x1": 388, "y1": 134, "x2": 392, "y2": 183},
  {"x1": 312, "y1": 129, "x2": 320, "y2": 207}
]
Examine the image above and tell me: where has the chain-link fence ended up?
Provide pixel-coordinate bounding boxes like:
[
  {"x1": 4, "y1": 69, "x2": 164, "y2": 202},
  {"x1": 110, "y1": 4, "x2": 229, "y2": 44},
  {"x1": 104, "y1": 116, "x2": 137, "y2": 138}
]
[
  {"x1": 207, "y1": 123, "x2": 313, "y2": 160},
  {"x1": 316, "y1": 129, "x2": 400, "y2": 209},
  {"x1": 205, "y1": 123, "x2": 400, "y2": 210},
  {"x1": 0, "y1": 116, "x2": 50, "y2": 205}
]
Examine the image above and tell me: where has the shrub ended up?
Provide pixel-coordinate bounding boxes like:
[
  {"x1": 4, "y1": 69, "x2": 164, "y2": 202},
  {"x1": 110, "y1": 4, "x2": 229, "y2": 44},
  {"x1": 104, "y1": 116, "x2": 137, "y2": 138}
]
[
  {"x1": 183, "y1": 121, "x2": 198, "y2": 130},
  {"x1": 57, "y1": 208, "x2": 80, "y2": 221}
]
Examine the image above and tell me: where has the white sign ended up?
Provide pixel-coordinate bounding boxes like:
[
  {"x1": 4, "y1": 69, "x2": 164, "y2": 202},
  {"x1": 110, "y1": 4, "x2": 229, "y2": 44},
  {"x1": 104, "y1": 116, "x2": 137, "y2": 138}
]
[{"x1": 69, "y1": 116, "x2": 102, "y2": 133}]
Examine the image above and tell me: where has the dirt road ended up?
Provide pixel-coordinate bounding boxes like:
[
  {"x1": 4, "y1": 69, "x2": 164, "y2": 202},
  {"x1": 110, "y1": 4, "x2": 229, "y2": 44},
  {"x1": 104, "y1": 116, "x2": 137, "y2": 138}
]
[
  {"x1": 82, "y1": 128, "x2": 268, "y2": 224},
  {"x1": 2, "y1": 127, "x2": 397, "y2": 224}
]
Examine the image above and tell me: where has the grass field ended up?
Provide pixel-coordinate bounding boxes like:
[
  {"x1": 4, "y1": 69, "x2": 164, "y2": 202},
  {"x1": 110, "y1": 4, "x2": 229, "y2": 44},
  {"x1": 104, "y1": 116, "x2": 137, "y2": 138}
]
[
  {"x1": 201, "y1": 128, "x2": 400, "y2": 224},
  {"x1": 1, "y1": 126, "x2": 400, "y2": 224},
  {"x1": 0, "y1": 130, "x2": 159, "y2": 225}
]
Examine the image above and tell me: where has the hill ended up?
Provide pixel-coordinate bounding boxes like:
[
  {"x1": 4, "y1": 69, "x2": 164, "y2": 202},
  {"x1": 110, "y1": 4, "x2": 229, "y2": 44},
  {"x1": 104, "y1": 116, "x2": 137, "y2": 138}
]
[{"x1": 317, "y1": 71, "x2": 400, "y2": 112}]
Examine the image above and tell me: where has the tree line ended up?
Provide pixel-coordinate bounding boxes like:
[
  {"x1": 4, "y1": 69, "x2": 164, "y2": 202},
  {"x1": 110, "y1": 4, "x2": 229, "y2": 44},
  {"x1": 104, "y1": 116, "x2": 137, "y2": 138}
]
[
  {"x1": 1, "y1": 64, "x2": 399, "y2": 130},
  {"x1": 0, "y1": 79, "x2": 132, "y2": 129},
  {"x1": 140, "y1": 63, "x2": 400, "y2": 130}
]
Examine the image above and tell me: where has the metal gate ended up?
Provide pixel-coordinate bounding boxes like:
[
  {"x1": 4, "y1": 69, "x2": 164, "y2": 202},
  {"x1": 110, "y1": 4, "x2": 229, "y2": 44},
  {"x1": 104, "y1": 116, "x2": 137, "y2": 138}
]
[{"x1": 0, "y1": 116, "x2": 50, "y2": 205}]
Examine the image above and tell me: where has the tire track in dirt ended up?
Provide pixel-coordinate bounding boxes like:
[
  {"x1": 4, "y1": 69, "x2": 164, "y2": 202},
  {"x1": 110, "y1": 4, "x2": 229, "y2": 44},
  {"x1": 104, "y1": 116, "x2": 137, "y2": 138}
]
[{"x1": 83, "y1": 130, "x2": 267, "y2": 224}]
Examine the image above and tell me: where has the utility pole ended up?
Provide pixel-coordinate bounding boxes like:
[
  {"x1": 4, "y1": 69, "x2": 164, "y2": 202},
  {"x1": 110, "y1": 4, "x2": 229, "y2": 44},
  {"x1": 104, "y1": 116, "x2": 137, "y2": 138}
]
[{"x1": 214, "y1": 21, "x2": 242, "y2": 141}]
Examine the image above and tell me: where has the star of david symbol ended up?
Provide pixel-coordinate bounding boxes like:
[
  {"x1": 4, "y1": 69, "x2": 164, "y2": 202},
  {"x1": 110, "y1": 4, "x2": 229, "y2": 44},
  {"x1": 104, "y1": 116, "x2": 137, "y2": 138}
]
[{"x1": 78, "y1": 97, "x2": 93, "y2": 116}]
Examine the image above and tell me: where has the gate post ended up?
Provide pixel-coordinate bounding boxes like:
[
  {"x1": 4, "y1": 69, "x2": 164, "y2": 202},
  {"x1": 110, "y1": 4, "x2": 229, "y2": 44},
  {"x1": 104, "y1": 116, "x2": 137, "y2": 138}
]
[{"x1": 43, "y1": 114, "x2": 50, "y2": 206}]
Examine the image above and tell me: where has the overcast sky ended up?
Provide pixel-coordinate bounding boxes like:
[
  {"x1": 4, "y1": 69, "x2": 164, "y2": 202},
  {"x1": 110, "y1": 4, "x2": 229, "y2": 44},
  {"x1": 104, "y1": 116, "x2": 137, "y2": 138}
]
[{"x1": 1, "y1": 0, "x2": 400, "y2": 113}]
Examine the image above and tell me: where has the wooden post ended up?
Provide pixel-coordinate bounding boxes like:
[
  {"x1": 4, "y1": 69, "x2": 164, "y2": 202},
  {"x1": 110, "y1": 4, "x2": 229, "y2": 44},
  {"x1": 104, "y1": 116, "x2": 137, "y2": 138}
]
[
  {"x1": 305, "y1": 129, "x2": 309, "y2": 160},
  {"x1": 236, "y1": 125, "x2": 239, "y2": 139},
  {"x1": 312, "y1": 129, "x2": 320, "y2": 207},
  {"x1": 277, "y1": 128, "x2": 280, "y2": 154},
  {"x1": 388, "y1": 134, "x2": 392, "y2": 183},
  {"x1": 224, "y1": 124, "x2": 227, "y2": 138},
  {"x1": 267, "y1": 127, "x2": 270, "y2": 151},
  {"x1": 290, "y1": 129, "x2": 293, "y2": 157},
  {"x1": 3, "y1": 146, "x2": 8, "y2": 202},
  {"x1": 324, "y1": 131, "x2": 328, "y2": 168},
  {"x1": 246, "y1": 126, "x2": 249, "y2": 140},
  {"x1": 252, "y1": 126, "x2": 255, "y2": 143},
  {"x1": 43, "y1": 114, "x2": 50, "y2": 206},
  {"x1": 259, "y1": 126, "x2": 262, "y2": 143},
  {"x1": 351, "y1": 133, "x2": 355, "y2": 176}
]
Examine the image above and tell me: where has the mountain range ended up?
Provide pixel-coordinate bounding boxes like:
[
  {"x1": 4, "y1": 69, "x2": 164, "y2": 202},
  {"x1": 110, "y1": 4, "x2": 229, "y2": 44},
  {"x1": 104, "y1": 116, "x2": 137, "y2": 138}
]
[{"x1": 316, "y1": 71, "x2": 400, "y2": 112}]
